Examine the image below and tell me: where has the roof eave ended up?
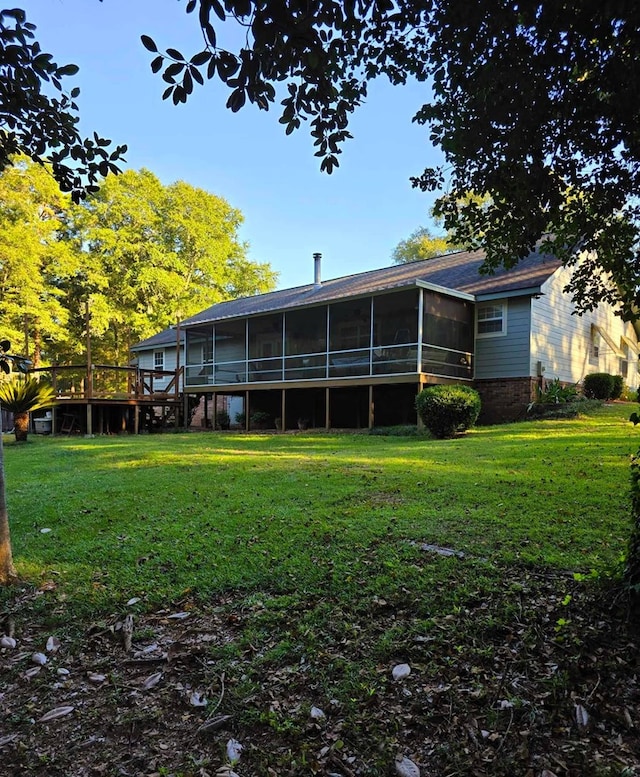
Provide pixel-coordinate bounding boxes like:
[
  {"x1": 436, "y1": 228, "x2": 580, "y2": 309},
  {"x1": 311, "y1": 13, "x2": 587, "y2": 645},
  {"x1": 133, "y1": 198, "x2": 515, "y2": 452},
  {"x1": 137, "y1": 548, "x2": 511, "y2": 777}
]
[{"x1": 475, "y1": 286, "x2": 544, "y2": 302}]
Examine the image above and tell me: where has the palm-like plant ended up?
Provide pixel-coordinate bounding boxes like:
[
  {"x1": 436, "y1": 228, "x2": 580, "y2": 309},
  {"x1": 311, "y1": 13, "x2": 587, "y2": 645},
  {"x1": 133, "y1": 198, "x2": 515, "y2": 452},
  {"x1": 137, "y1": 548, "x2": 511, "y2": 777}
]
[{"x1": 0, "y1": 379, "x2": 57, "y2": 442}]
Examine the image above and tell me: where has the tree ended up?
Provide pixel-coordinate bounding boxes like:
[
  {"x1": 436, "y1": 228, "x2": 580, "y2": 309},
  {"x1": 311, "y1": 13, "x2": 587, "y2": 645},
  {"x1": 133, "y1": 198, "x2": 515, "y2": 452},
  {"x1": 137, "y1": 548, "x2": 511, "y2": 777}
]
[
  {"x1": 0, "y1": 340, "x2": 30, "y2": 585},
  {"x1": 0, "y1": 8, "x2": 126, "y2": 200},
  {"x1": 64, "y1": 168, "x2": 277, "y2": 364},
  {"x1": 0, "y1": 157, "x2": 80, "y2": 366},
  {"x1": 142, "y1": 0, "x2": 640, "y2": 318},
  {"x1": 392, "y1": 227, "x2": 458, "y2": 264},
  {"x1": 0, "y1": 162, "x2": 277, "y2": 366}
]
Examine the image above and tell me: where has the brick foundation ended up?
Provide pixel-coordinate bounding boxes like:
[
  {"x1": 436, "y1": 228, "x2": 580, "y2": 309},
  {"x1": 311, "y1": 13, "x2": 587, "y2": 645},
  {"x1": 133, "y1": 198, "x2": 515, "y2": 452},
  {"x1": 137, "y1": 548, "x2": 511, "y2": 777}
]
[{"x1": 474, "y1": 377, "x2": 539, "y2": 425}]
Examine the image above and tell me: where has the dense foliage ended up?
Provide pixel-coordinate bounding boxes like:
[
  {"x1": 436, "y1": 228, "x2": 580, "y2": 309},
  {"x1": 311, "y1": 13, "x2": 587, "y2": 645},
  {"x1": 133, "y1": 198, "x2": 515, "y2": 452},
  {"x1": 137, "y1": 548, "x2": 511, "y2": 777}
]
[
  {"x1": 415, "y1": 384, "x2": 481, "y2": 439},
  {"x1": 141, "y1": 0, "x2": 640, "y2": 318},
  {"x1": 0, "y1": 160, "x2": 277, "y2": 365},
  {"x1": 0, "y1": 8, "x2": 126, "y2": 199},
  {"x1": 392, "y1": 227, "x2": 457, "y2": 264}
]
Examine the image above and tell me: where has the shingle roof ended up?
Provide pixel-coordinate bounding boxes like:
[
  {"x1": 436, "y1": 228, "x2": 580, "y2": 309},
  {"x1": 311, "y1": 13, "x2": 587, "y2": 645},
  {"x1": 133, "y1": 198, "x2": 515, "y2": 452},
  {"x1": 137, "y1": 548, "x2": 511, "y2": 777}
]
[
  {"x1": 181, "y1": 247, "x2": 562, "y2": 328},
  {"x1": 130, "y1": 327, "x2": 183, "y2": 351}
]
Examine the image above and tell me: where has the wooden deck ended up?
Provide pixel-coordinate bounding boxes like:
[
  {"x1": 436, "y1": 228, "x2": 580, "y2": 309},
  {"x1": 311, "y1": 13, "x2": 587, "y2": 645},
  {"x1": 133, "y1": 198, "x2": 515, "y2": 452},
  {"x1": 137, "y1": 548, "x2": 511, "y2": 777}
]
[{"x1": 29, "y1": 364, "x2": 183, "y2": 435}]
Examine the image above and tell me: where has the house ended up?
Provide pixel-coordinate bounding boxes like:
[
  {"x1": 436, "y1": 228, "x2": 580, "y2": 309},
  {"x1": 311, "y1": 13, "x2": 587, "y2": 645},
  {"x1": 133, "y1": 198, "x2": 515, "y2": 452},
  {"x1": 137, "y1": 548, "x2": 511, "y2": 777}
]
[
  {"x1": 142, "y1": 249, "x2": 639, "y2": 428},
  {"x1": 130, "y1": 327, "x2": 184, "y2": 391},
  {"x1": 130, "y1": 327, "x2": 244, "y2": 428}
]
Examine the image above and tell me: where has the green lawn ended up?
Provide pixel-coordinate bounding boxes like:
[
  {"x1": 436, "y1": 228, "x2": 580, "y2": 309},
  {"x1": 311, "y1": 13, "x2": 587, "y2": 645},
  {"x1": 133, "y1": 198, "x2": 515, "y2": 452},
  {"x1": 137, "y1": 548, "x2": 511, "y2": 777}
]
[
  {"x1": 3, "y1": 402, "x2": 636, "y2": 612},
  {"x1": 1, "y1": 405, "x2": 639, "y2": 777}
]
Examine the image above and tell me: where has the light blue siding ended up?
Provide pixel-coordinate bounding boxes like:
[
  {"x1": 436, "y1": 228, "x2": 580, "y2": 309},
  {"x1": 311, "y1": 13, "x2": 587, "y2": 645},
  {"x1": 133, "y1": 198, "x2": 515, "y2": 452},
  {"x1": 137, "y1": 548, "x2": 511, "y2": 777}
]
[{"x1": 474, "y1": 297, "x2": 532, "y2": 379}]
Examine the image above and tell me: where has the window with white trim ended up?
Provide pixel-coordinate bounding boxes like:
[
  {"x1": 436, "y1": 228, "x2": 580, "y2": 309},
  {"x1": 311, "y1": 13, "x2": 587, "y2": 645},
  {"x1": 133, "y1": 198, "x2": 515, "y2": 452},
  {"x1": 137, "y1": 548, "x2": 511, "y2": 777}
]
[
  {"x1": 476, "y1": 302, "x2": 506, "y2": 337},
  {"x1": 154, "y1": 350, "x2": 164, "y2": 370}
]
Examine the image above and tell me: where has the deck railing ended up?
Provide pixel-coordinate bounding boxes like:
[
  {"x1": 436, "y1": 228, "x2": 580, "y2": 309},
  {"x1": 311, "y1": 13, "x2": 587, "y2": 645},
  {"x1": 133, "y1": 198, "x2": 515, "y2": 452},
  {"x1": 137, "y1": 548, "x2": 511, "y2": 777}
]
[{"x1": 28, "y1": 364, "x2": 182, "y2": 401}]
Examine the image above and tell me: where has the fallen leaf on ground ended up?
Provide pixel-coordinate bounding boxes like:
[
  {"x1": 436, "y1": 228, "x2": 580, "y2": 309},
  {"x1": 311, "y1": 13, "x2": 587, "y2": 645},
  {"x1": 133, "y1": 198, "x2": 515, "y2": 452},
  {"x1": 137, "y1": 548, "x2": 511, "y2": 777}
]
[{"x1": 38, "y1": 706, "x2": 74, "y2": 722}]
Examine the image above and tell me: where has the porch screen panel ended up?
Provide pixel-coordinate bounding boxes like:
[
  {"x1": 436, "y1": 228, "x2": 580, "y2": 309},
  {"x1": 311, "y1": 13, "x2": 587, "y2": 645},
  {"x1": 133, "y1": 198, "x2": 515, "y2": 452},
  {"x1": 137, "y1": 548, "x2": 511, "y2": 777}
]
[
  {"x1": 185, "y1": 327, "x2": 213, "y2": 385},
  {"x1": 285, "y1": 306, "x2": 327, "y2": 379},
  {"x1": 285, "y1": 307, "x2": 327, "y2": 355},
  {"x1": 422, "y1": 292, "x2": 473, "y2": 378},
  {"x1": 328, "y1": 299, "x2": 371, "y2": 377},
  {"x1": 214, "y1": 319, "x2": 246, "y2": 383},
  {"x1": 248, "y1": 313, "x2": 283, "y2": 381},
  {"x1": 329, "y1": 300, "x2": 371, "y2": 351},
  {"x1": 372, "y1": 290, "x2": 419, "y2": 374}
]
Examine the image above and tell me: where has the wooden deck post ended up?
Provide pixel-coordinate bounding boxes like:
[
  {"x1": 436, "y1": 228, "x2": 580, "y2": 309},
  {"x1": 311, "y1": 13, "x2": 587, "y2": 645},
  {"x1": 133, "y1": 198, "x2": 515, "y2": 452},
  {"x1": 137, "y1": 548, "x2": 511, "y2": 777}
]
[
  {"x1": 281, "y1": 388, "x2": 286, "y2": 431},
  {"x1": 368, "y1": 385, "x2": 374, "y2": 429},
  {"x1": 325, "y1": 387, "x2": 330, "y2": 430}
]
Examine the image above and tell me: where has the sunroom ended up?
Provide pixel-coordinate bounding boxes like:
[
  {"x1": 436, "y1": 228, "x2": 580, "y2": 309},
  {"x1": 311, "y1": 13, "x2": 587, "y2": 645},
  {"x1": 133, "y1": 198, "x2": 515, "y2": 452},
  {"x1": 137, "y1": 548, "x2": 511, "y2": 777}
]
[{"x1": 182, "y1": 285, "x2": 474, "y2": 430}]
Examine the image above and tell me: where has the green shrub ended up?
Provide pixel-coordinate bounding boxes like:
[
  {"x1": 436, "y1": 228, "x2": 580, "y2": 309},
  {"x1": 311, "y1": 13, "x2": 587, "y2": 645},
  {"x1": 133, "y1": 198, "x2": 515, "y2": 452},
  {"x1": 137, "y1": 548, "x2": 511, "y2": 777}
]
[
  {"x1": 535, "y1": 378, "x2": 579, "y2": 404},
  {"x1": 583, "y1": 372, "x2": 615, "y2": 400},
  {"x1": 611, "y1": 374, "x2": 624, "y2": 400},
  {"x1": 415, "y1": 384, "x2": 481, "y2": 439},
  {"x1": 250, "y1": 410, "x2": 272, "y2": 428},
  {"x1": 527, "y1": 397, "x2": 602, "y2": 419}
]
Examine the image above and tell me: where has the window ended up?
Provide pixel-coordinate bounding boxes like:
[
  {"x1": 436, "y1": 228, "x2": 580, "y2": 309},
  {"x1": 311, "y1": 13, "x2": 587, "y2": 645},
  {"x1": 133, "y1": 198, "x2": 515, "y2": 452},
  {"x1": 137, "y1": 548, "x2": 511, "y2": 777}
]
[
  {"x1": 620, "y1": 342, "x2": 629, "y2": 378},
  {"x1": 476, "y1": 302, "x2": 506, "y2": 337},
  {"x1": 589, "y1": 325, "x2": 600, "y2": 364},
  {"x1": 154, "y1": 351, "x2": 164, "y2": 370}
]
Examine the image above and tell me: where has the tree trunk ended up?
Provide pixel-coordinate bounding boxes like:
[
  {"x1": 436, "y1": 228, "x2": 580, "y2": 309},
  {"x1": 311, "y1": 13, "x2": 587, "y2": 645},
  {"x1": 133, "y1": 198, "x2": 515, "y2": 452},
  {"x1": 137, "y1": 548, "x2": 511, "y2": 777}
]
[
  {"x1": 0, "y1": 431, "x2": 17, "y2": 585},
  {"x1": 13, "y1": 412, "x2": 29, "y2": 442}
]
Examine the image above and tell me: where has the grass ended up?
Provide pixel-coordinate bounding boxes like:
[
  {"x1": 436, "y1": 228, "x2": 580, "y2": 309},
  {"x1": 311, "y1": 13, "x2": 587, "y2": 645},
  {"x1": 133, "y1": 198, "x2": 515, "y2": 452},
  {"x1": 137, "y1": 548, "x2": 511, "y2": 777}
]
[
  {"x1": 1, "y1": 403, "x2": 639, "y2": 776},
  {"x1": 1, "y1": 403, "x2": 635, "y2": 614}
]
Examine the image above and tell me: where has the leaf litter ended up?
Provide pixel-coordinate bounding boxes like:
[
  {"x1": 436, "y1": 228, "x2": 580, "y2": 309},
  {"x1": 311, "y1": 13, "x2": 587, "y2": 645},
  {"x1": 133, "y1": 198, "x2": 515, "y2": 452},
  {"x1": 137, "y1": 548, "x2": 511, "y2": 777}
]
[{"x1": 0, "y1": 571, "x2": 639, "y2": 776}]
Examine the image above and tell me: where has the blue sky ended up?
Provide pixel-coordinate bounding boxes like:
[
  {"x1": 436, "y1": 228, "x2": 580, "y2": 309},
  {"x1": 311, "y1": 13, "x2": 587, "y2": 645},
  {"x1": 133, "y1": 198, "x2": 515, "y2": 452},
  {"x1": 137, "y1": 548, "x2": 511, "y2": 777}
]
[{"x1": 22, "y1": 0, "x2": 444, "y2": 290}]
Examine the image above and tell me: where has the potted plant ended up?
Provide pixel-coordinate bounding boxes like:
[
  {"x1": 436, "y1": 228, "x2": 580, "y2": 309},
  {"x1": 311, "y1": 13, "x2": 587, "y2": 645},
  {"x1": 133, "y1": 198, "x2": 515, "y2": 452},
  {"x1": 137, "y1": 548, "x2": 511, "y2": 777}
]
[
  {"x1": 250, "y1": 410, "x2": 272, "y2": 430},
  {"x1": 297, "y1": 417, "x2": 309, "y2": 430},
  {"x1": 217, "y1": 410, "x2": 230, "y2": 430},
  {"x1": 235, "y1": 411, "x2": 246, "y2": 428}
]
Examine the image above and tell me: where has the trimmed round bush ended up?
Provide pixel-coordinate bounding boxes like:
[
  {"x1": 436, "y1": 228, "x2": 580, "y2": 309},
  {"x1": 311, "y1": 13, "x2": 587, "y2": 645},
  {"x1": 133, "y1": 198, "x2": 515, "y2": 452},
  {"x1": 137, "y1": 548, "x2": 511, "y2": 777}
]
[
  {"x1": 415, "y1": 384, "x2": 481, "y2": 439},
  {"x1": 611, "y1": 374, "x2": 624, "y2": 400},
  {"x1": 583, "y1": 372, "x2": 614, "y2": 400}
]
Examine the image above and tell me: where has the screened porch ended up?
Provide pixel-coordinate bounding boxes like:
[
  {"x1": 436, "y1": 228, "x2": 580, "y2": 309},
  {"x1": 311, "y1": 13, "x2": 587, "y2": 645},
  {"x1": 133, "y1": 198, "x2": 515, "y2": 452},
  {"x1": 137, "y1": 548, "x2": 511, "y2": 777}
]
[{"x1": 184, "y1": 287, "x2": 474, "y2": 389}]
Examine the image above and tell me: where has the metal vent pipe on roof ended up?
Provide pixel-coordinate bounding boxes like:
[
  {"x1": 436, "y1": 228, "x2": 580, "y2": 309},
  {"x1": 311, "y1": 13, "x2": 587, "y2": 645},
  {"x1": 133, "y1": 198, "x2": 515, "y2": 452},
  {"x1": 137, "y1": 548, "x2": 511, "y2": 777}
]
[{"x1": 313, "y1": 252, "x2": 322, "y2": 287}]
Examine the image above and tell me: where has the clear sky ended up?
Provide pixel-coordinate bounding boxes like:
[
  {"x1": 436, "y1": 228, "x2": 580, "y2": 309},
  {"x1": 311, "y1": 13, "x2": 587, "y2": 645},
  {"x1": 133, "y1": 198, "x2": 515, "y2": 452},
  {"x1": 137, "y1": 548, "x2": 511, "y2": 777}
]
[{"x1": 21, "y1": 0, "x2": 444, "y2": 291}]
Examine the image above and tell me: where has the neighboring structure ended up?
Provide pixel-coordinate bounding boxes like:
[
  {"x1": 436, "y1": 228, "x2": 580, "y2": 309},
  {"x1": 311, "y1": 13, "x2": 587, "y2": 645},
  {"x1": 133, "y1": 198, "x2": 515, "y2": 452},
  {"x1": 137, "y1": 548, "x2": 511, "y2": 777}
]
[{"x1": 139, "y1": 249, "x2": 639, "y2": 428}]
